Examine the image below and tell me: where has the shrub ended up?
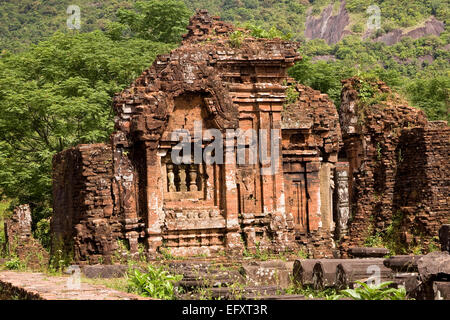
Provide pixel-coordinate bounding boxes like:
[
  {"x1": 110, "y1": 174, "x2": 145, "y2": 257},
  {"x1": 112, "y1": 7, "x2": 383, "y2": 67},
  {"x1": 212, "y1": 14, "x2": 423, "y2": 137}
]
[
  {"x1": 229, "y1": 30, "x2": 244, "y2": 48},
  {"x1": 127, "y1": 265, "x2": 183, "y2": 299},
  {"x1": 352, "y1": 23, "x2": 364, "y2": 34},
  {"x1": 34, "y1": 218, "x2": 51, "y2": 249},
  {"x1": 338, "y1": 281, "x2": 408, "y2": 300},
  {"x1": 4, "y1": 257, "x2": 24, "y2": 270}
]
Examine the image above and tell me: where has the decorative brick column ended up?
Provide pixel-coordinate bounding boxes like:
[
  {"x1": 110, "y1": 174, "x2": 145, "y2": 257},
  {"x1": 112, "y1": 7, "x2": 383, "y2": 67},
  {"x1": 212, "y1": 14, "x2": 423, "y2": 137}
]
[
  {"x1": 144, "y1": 142, "x2": 164, "y2": 257},
  {"x1": 224, "y1": 131, "x2": 243, "y2": 254}
]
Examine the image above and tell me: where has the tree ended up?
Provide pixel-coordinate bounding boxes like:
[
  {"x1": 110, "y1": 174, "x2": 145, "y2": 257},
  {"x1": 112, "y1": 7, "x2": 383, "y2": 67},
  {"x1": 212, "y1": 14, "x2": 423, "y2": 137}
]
[
  {"x1": 406, "y1": 76, "x2": 450, "y2": 122},
  {"x1": 116, "y1": 0, "x2": 192, "y2": 43},
  {"x1": 0, "y1": 31, "x2": 173, "y2": 225}
]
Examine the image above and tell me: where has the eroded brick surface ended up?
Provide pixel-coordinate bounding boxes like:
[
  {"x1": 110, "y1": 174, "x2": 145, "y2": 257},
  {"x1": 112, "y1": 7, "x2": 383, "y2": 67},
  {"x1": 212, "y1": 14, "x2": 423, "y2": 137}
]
[
  {"x1": 4, "y1": 205, "x2": 48, "y2": 269},
  {"x1": 51, "y1": 12, "x2": 448, "y2": 263},
  {"x1": 338, "y1": 77, "x2": 450, "y2": 255}
]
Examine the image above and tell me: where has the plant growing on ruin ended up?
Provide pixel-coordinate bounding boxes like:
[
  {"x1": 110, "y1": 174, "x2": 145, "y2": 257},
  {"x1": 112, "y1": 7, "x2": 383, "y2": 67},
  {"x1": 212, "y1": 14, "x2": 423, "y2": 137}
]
[
  {"x1": 229, "y1": 30, "x2": 244, "y2": 48},
  {"x1": 285, "y1": 284, "x2": 340, "y2": 300},
  {"x1": 285, "y1": 85, "x2": 300, "y2": 105},
  {"x1": 244, "y1": 23, "x2": 292, "y2": 40},
  {"x1": 296, "y1": 249, "x2": 309, "y2": 259},
  {"x1": 127, "y1": 265, "x2": 183, "y2": 300},
  {"x1": 376, "y1": 142, "x2": 382, "y2": 160},
  {"x1": 4, "y1": 256, "x2": 25, "y2": 271},
  {"x1": 337, "y1": 281, "x2": 407, "y2": 300}
]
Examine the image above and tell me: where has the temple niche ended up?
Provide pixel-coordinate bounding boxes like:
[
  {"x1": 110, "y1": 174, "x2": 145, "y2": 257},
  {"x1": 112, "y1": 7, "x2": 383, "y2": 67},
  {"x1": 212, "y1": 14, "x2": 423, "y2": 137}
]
[{"x1": 50, "y1": 11, "x2": 346, "y2": 262}]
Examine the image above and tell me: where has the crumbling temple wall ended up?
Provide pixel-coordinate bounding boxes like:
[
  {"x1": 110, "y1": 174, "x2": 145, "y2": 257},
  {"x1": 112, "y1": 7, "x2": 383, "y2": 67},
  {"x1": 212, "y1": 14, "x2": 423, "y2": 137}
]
[
  {"x1": 4, "y1": 205, "x2": 48, "y2": 269},
  {"x1": 51, "y1": 11, "x2": 345, "y2": 261},
  {"x1": 52, "y1": 11, "x2": 448, "y2": 263},
  {"x1": 338, "y1": 77, "x2": 449, "y2": 255},
  {"x1": 51, "y1": 144, "x2": 121, "y2": 264},
  {"x1": 282, "y1": 84, "x2": 342, "y2": 258},
  {"x1": 393, "y1": 121, "x2": 450, "y2": 249}
]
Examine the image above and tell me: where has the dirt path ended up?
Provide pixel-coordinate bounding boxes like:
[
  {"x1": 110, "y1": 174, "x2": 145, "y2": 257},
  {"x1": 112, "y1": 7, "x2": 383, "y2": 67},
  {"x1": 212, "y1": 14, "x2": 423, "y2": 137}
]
[{"x1": 0, "y1": 271, "x2": 148, "y2": 300}]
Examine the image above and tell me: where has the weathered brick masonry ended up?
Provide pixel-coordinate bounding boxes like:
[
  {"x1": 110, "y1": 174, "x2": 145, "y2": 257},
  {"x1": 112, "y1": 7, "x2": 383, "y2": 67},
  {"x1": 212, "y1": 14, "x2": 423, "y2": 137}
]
[
  {"x1": 52, "y1": 144, "x2": 121, "y2": 263},
  {"x1": 4, "y1": 205, "x2": 48, "y2": 268},
  {"x1": 51, "y1": 11, "x2": 344, "y2": 262},
  {"x1": 51, "y1": 12, "x2": 449, "y2": 263},
  {"x1": 338, "y1": 78, "x2": 449, "y2": 254},
  {"x1": 393, "y1": 122, "x2": 450, "y2": 248}
]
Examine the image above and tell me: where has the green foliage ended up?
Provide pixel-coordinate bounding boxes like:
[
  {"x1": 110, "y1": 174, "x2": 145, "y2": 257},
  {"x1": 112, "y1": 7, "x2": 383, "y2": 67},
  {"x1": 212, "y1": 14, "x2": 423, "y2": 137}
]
[
  {"x1": 285, "y1": 85, "x2": 300, "y2": 105},
  {"x1": 290, "y1": 33, "x2": 448, "y2": 119},
  {"x1": 4, "y1": 256, "x2": 25, "y2": 270},
  {"x1": 244, "y1": 23, "x2": 292, "y2": 40},
  {"x1": 229, "y1": 30, "x2": 244, "y2": 48},
  {"x1": 406, "y1": 76, "x2": 449, "y2": 122},
  {"x1": 185, "y1": 0, "x2": 307, "y2": 41},
  {"x1": 127, "y1": 265, "x2": 183, "y2": 299},
  {"x1": 115, "y1": 0, "x2": 191, "y2": 43},
  {"x1": 296, "y1": 249, "x2": 309, "y2": 259},
  {"x1": 289, "y1": 57, "x2": 353, "y2": 108},
  {"x1": 364, "y1": 231, "x2": 385, "y2": 248},
  {"x1": 0, "y1": 0, "x2": 138, "y2": 52},
  {"x1": 0, "y1": 199, "x2": 11, "y2": 252},
  {"x1": 337, "y1": 281, "x2": 408, "y2": 300},
  {"x1": 34, "y1": 218, "x2": 51, "y2": 250},
  {"x1": 351, "y1": 23, "x2": 364, "y2": 34},
  {"x1": 286, "y1": 285, "x2": 340, "y2": 300},
  {"x1": 0, "y1": 26, "x2": 173, "y2": 227}
]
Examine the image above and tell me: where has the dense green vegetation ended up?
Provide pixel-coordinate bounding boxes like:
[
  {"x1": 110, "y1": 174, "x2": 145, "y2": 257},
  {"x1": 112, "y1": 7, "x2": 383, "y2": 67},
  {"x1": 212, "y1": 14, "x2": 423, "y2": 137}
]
[
  {"x1": 0, "y1": 1, "x2": 184, "y2": 234},
  {"x1": 0, "y1": 0, "x2": 448, "y2": 250},
  {"x1": 289, "y1": 34, "x2": 449, "y2": 121},
  {"x1": 337, "y1": 281, "x2": 408, "y2": 300},
  {"x1": 185, "y1": 0, "x2": 449, "y2": 39},
  {"x1": 127, "y1": 265, "x2": 183, "y2": 299}
]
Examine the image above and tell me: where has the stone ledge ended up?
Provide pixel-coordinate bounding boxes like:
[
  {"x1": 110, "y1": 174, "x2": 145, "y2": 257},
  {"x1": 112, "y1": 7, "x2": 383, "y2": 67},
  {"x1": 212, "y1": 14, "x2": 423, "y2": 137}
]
[{"x1": 0, "y1": 271, "x2": 149, "y2": 300}]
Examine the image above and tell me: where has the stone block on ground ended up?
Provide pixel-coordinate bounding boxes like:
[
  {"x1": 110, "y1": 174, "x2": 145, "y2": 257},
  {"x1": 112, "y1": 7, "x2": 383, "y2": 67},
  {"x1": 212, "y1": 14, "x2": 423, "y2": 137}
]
[
  {"x1": 240, "y1": 260, "x2": 294, "y2": 289},
  {"x1": 349, "y1": 247, "x2": 389, "y2": 258},
  {"x1": 383, "y1": 255, "x2": 423, "y2": 272},
  {"x1": 417, "y1": 251, "x2": 450, "y2": 282},
  {"x1": 439, "y1": 225, "x2": 450, "y2": 252},
  {"x1": 433, "y1": 281, "x2": 450, "y2": 300},
  {"x1": 79, "y1": 265, "x2": 129, "y2": 279}
]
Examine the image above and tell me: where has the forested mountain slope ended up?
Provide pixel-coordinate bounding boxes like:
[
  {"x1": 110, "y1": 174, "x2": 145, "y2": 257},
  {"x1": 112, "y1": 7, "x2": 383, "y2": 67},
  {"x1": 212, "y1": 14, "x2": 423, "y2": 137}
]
[{"x1": 1, "y1": 1, "x2": 448, "y2": 50}]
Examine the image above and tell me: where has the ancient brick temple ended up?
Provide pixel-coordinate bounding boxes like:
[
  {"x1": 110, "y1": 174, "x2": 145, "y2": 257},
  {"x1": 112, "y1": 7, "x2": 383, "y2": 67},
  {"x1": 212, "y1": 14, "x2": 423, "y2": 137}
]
[{"x1": 51, "y1": 11, "x2": 449, "y2": 264}]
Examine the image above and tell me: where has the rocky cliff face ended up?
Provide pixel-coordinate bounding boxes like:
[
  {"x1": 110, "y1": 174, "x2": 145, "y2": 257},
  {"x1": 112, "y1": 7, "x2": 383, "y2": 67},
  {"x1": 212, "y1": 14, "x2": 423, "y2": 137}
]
[
  {"x1": 374, "y1": 17, "x2": 445, "y2": 45},
  {"x1": 304, "y1": 1, "x2": 351, "y2": 45},
  {"x1": 305, "y1": 1, "x2": 445, "y2": 46}
]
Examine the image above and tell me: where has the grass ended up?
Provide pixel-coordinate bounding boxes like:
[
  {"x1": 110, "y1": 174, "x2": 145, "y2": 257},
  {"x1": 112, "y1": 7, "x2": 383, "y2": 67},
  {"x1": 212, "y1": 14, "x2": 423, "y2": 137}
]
[
  {"x1": 285, "y1": 283, "x2": 341, "y2": 300},
  {"x1": 82, "y1": 277, "x2": 130, "y2": 293}
]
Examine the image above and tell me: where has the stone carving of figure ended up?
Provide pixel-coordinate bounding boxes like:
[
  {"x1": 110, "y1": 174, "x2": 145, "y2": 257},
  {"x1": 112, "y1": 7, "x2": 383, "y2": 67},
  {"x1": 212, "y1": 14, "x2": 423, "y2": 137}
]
[
  {"x1": 179, "y1": 165, "x2": 187, "y2": 192},
  {"x1": 338, "y1": 207, "x2": 349, "y2": 231},
  {"x1": 189, "y1": 164, "x2": 198, "y2": 192},
  {"x1": 167, "y1": 164, "x2": 176, "y2": 192},
  {"x1": 335, "y1": 169, "x2": 350, "y2": 236}
]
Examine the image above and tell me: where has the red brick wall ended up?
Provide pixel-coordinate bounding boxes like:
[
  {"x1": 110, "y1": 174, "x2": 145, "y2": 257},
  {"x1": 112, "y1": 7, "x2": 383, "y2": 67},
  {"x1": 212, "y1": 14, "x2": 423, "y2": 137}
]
[
  {"x1": 51, "y1": 144, "x2": 121, "y2": 263},
  {"x1": 393, "y1": 122, "x2": 450, "y2": 249},
  {"x1": 339, "y1": 78, "x2": 449, "y2": 254}
]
